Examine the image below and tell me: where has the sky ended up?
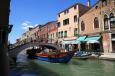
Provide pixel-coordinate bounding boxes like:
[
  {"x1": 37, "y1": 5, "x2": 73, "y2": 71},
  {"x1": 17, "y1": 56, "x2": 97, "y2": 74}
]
[{"x1": 9, "y1": 0, "x2": 98, "y2": 44}]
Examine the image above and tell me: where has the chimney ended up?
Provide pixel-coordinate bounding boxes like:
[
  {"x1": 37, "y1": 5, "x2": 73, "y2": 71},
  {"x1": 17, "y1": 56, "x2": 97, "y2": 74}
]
[{"x1": 87, "y1": 0, "x2": 91, "y2": 7}]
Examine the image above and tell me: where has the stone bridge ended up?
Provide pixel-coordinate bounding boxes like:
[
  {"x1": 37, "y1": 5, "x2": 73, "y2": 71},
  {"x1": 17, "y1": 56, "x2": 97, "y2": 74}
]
[{"x1": 9, "y1": 43, "x2": 61, "y2": 58}]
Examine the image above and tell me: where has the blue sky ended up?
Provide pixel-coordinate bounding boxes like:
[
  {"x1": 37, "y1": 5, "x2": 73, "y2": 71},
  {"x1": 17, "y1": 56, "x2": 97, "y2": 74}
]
[{"x1": 9, "y1": 0, "x2": 98, "y2": 43}]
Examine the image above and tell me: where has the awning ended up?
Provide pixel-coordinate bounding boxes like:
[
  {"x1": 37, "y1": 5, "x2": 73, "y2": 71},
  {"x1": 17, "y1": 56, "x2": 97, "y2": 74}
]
[
  {"x1": 84, "y1": 36, "x2": 100, "y2": 41},
  {"x1": 110, "y1": 18, "x2": 115, "y2": 21},
  {"x1": 71, "y1": 40, "x2": 80, "y2": 44},
  {"x1": 62, "y1": 40, "x2": 71, "y2": 44},
  {"x1": 112, "y1": 38, "x2": 115, "y2": 41},
  {"x1": 62, "y1": 40, "x2": 79, "y2": 44},
  {"x1": 77, "y1": 36, "x2": 86, "y2": 41},
  {"x1": 84, "y1": 36, "x2": 100, "y2": 43},
  {"x1": 87, "y1": 40, "x2": 99, "y2": 43}
]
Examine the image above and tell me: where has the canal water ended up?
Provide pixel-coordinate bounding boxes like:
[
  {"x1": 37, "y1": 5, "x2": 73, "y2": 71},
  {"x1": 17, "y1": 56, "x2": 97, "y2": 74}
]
[
  {"x1": 14, "y1": 49, "x2": 115, "y2": 76},
  {"x1": 31, "y1": 59, "x2": 115, "y2": 76}
]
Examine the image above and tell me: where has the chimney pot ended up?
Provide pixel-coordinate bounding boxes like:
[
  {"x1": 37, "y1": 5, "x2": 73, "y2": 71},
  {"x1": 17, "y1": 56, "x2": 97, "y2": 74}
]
[{"x1": 87, "y1": 0, "x2": 91, "y2": 7}]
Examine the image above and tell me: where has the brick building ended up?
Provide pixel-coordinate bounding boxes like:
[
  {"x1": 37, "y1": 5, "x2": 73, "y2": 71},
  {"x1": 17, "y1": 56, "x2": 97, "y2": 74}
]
[
  {"x1": 39, "y1": 24, "x2": 48, "y2": 43},
  {"x1": 78, "y1": 0, "x2": 115, "y2": 53},
  {"x1": 47, "y1": 21, "x2": 58, "y2": 44}
]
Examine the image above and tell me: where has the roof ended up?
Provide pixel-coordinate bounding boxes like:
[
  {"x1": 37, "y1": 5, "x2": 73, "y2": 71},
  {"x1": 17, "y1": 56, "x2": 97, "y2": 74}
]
[
  {"x1": 58, "y1": 3, "x2": 88, "y2": 15},
  {"x1": 44, "y1": 21, "x2": 57, "y2": 25},
  {"x1": 79, "y1": 0, "x2": 100, "y2": 17},
  {"x1": 40, "y1": 21, "x2": 57, "y2": 28}
]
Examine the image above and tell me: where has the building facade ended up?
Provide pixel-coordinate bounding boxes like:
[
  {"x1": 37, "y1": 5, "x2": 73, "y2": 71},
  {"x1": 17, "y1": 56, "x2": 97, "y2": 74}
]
[
  {"x1": 57, "y1": 3, "x2": 89, "y2": 45},
  {"x1": 39, "y1": 24, "x2": 48, "y2": 43},
  {"x1": 29, "y1": 26, "x2": 40, "y2": 43},
  {"x1": 17, "y1": 25, "x2": 40, "y2": 45},
  {"x1": 47, "y1": 21, "x2": 58, "y2": 44},
  {"x1": 79, "y1": 0, "x2": 115, "y2": 53}
]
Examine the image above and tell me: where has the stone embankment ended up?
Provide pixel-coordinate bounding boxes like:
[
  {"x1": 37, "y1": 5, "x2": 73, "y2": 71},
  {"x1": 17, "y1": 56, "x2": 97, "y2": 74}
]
[{"x1": 99, "y1": 53, "x2": 115, "y2": 61}]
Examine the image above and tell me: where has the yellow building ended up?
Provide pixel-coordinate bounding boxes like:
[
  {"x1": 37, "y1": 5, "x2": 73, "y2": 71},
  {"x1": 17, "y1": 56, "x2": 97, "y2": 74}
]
[{"x1": 57, "y1": 3, "x2": 89, "y2": 45}]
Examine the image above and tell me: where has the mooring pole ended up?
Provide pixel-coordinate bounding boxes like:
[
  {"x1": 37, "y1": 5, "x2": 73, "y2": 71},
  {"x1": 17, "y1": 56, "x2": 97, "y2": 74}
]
[{"x1": 0, "y1": 0, "x2": 11, "y2": 76}]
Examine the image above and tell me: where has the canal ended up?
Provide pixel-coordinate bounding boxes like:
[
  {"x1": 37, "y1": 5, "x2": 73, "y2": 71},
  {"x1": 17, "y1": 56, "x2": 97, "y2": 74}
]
[
  {"x1": 31, "y1": 59, "x2": 115, "y2": 76},
  {"x1": 11, "y1": 49, "x2": 115, "y2": 76}
]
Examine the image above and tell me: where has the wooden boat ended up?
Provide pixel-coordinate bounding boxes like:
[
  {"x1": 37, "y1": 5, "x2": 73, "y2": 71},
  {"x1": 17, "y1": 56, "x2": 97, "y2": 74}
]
[
  {"x1": 74, "y1": 51, "x2": 92, "y2": 60},
  {"x1": 35, "y1": 51, "x2": 75, "y2": 63},
  {"x1": 73, "y1": 55, "x2": 91, "y2": 60},
  {"x1": 26, "y1": 43, "x2": 75, "y2": 63}
]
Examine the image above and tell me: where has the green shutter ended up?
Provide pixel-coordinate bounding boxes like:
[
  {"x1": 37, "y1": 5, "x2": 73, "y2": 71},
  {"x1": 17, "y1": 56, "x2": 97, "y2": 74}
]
[{"x1": 74, "y1": 28, "x2": 78, "y2": 36}]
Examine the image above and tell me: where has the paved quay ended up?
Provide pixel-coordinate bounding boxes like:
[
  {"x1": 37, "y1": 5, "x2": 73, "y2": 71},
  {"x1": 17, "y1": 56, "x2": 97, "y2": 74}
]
[{"x1": 99, "y1": 53, "x2": 115, "y2": 60}]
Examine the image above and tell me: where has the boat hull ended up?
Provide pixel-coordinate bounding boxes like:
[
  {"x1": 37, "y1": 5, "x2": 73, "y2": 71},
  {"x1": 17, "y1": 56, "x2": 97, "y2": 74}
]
[{"x1": 35, "y1": 51, "x2": 75, "y2": 63}]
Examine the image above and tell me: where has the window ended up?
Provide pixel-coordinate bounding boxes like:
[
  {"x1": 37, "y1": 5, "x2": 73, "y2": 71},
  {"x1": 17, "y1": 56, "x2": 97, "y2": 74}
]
[
  {"x1": 63, "y1": 18, "x2": 69, "y2": 25},
  {"x1": 58, "y1": 14, "x2": 60, "y2": 17},
  {"x1": 64, "y1": 10, "x2": 69, "y2": 15},
  {"x1": 112, "y1": 34, "x2": 115, "y2": 38},
  {"x1": 56, "y1": 32, "x2": 58, "y2": 37},
  {"x1": 110, "y1": 13, "x2": 115, "y2": 28},
  {"x1": 64, "y1": 11, "x2": 66, "y2": 15},
  {"x1": 67, "y1": 10, "x2": 69, "y2": 13},
  {"x1": 74, "y1": 15, "x2": 77, "y2": 22},
  {"x1": 53, "y1": 33, "x2": 54, "y2": 38},
  {"x1": 81, "y1": 21, "x2": 85, "y2": 31},
  {"x1": 51, "y1": 34, "x2": 52, "y2": 39},
  {"x1": 74, "y1": 28, "x2": 78, "y2": 36},
  {"x1": 95, "y1": 6, "x2": 98, "y2": 9},
  {"x1": 104, "y1": 14, "x2": 109, "y2": 30},
  {"x1": 61, "y1": 31, "x2": 63, "y2": 38},
  {"x1": 102, "y1": 0, "x2": 107, "y2": 6},
  {"x1": 57, "y1": 22, "x2": 61, "y2": 27},
  {"x1": 94, "y1": 17, "x2": 99, "y2": 28},
  {"x1": 74, "y1": 5, "x2": 77, "y2": 9},
  {"x1": 64, "y1": 31, "x2": 67, "y2": 37},
  {"x1": 113, "y1": 0, "x2": 115, "y2": 5},
  {"x1": 58, "y1": 32, "x2": 60, "y2": 38}
]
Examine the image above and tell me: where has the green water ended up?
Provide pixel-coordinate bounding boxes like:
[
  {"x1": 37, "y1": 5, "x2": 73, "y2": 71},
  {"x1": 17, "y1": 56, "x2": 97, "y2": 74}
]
[{"x1": 31, "y1": 59, "x2": 115, "y2": 76}]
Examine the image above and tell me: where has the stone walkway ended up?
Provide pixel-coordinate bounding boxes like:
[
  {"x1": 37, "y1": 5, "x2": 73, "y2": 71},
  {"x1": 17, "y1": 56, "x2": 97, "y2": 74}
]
[{"x1": 99, "y1": 53, "x2": 115, "y2": 60}]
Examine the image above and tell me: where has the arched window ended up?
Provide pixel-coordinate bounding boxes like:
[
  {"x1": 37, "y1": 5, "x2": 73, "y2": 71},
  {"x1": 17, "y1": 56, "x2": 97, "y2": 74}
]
[
  {"x1": 94, "y1": 17, "x2": 99, "y2": 28},
  {"x1": 104, "y1": 14, "x2": 109, "y2": 30},
  {"x1": 102, "y1": 0, "x2": 107, "y2": 6},
  {"x1": 81, "y1": 21, "x2": 85, "y2": 31},
  {"x1": 110, "y1": 13, "x2": 115, "y2": 28}
]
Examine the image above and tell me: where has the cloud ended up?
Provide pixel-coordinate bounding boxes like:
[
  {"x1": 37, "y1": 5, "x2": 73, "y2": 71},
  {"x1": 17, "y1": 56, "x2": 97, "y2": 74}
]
[
  {"x1": 34, "y1": 24, "x2": 39, "y2": 27},
  {"x1": 21, "y1": 21, "x2": 34, "y2": 30}
]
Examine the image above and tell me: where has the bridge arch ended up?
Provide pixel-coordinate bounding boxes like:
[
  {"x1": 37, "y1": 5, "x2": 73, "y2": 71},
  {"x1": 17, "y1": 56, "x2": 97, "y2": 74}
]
[{"x1": 9, "y1": 43, "x2": 61, "y2": 58}]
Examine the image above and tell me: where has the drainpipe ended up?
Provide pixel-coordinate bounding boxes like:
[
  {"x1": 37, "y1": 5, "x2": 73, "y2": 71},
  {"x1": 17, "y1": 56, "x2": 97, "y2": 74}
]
[{"x1": 0, "y1": 0, "x2": 11, "y2": 76}]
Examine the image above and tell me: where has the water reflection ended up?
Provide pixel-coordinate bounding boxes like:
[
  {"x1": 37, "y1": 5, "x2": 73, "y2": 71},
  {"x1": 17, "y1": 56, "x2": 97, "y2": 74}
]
[
  {"x1": 32, "y1": 59, "x2": 115, "y2": 76},
  {"x1": 16, "y1": 49, "x2": 115, "y2": 76},
  {"x1": 102, "y1": 60, "x2": 115, "y2": 76},
  {"x1": 16, "y1": 49, "x2": 28, "y2": 63},
  {"x1": 11, "y1": 49, "x2": 39, "y2": 76}
]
